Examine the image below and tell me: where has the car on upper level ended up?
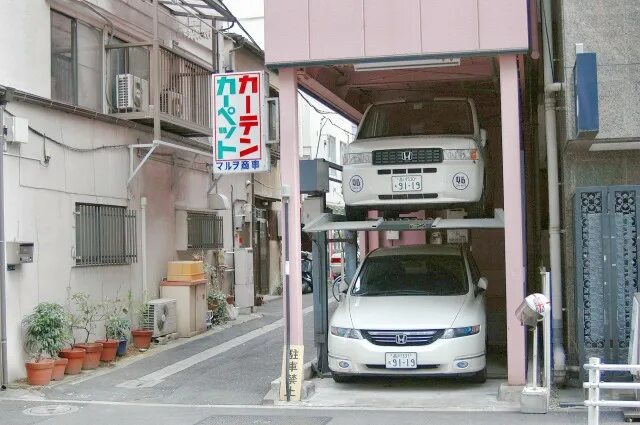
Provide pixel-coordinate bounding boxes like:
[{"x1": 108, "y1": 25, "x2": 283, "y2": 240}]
[{"x1": 342, "y1": 98, "x2": 490, "y2": 220}]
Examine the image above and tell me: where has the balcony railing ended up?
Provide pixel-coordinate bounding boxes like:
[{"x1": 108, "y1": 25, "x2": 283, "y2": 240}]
[{"x1": 106, "y1": 43, "x2": 212, "y2": 138}]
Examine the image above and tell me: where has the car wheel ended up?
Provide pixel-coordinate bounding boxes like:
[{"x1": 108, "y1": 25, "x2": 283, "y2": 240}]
[
  {"x1": 345, "y1": 206, "x2": 367, "y2": 221},
  {"x1": 468, "y1": 367, "x2": 487, "y2": 384},
  {"x1": 331, "y1": 372, "x2": 355, "y2": 383}
]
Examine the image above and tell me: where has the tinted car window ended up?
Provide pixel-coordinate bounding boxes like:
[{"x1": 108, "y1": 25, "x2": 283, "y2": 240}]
[
  {"x1": 351, "y1": 254, "x2": 468, "y2": 296},
  {"x1": 357, "y1": 100, "x2": 473, "y2": 139}
]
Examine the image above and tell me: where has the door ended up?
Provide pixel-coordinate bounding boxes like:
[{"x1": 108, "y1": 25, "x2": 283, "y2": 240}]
[
  {"x1": 575, "y1": 186, "x2": 640, "y2": 373},
  {"x1": 254, "y1": 207, "x2": 270, "y2": 295}
]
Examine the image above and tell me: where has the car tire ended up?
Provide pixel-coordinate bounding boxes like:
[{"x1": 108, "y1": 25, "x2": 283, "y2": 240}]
[
  {"x1": 345, "y1": 206, "x2": 367, "y2": 221},
  {"x1": 468, "y1": 367, "x2": 487, "y2": 384},
  {"x1": 331, "y1": 372, "x2": 355, "y2": 383}
]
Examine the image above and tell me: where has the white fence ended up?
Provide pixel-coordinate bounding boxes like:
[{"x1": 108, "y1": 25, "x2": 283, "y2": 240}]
[{"x1": 583, "y1": 357, "x2": 640, "y2": 425}]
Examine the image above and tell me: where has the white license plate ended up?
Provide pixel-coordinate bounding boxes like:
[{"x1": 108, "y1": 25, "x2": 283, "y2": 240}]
[
  {"x1": 385, "y1": 352, "x2": 417, "y2": 369},
  {"x1": 392, "y1": 176, "x2": 422, "y2": 192}
]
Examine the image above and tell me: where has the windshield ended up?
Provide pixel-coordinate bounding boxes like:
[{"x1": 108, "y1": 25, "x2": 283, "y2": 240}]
[
  {"x1": 351, "y1": 254, "x2": 468, "y2": 296},
  {"x1": 357, "y1": 100, "x2": 473, "y2": 139}
]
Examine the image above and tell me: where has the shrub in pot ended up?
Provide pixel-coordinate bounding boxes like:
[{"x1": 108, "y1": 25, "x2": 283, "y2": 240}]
[
  {"x1": 105, "y1": 316, "x2": 130, "y2": 357},
  {"x1": 69, "y1": 292, "x2": 105, "y2": 370},
  {"x1": 130, "y1": 301, "x2": 152, "y2": 350},
  {"x1": 22, "y1": 303, "x2": 69, "y2": 385}
]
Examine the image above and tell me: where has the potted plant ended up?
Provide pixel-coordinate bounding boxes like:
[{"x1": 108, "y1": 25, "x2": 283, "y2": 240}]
[
  {"x1": 69, "y1": 292, "x2": 105, "y2": 370},
  {"x1": 105, "y1": 315, "x2": 130, "y2": 357},
  {"x1": 22, "y1": 303, "x2": 68, "y2": 385},
  {"x1": 98, "y1": 299, "x2": 128, "y2": 362},
  {"x1": 130, "y1": 301, "x2": 152, "y2": 350},
  {"x1": 207, "y1": 287, "x2": 229, "y2": 326}
]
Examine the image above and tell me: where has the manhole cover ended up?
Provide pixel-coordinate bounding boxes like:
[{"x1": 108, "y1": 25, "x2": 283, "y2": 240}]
[{"x1": 23, "y1": 404, "x2": 79, "y2": 416}]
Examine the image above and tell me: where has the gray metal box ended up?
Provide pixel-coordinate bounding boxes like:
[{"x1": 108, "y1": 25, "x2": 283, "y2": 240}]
[
  {"x1": 6, "y1": 242, "x2": 34, "y2": 265},
  {"x1": 300, "y1": 159, "x2": 329, "y2": 194}
]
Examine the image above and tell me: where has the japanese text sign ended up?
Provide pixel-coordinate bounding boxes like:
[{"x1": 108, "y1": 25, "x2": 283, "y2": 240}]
[
  {"x1": 213, "y1": 71, "x2": 270, "y2": 174},
  {"x1": 279, "y1": 344, "x2": 304, "y2": 401}
]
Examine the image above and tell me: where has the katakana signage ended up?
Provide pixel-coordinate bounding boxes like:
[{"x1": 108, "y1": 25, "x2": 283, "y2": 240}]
[{"x1": 213, "y1": 71, "x2": 270, "y2": 174}]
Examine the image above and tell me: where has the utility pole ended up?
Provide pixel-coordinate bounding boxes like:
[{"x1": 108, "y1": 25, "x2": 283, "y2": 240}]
[{"x1": 0, "y1": 89, "x2": 10, "y2": 390}]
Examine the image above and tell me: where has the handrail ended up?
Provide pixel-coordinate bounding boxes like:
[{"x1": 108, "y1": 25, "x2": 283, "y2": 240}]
[{"x1": 583, "y1": 357, "x2": 640, "y2": 425}]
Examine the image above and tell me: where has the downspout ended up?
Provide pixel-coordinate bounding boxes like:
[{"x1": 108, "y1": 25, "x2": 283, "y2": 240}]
[
  {"x1": 0, "y1": 98, "x2": 8, "y2": 389},
  {"x1": 541, "y1": 0, "x2": 566, "y2": 383},
  {"x1": 141, "y1": 197, "x2": 148, "y2": 301}
]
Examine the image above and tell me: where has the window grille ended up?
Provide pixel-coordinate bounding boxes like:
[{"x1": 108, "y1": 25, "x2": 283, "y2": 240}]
[
  {"x1": 75, "y1": 204, "x2": 137, "y2": 266},
  {"x1": 187, "y1": 212, "x2": 223, "y2": 249}
]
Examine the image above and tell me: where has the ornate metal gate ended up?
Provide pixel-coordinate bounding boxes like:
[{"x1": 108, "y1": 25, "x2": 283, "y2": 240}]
[{"x1": 576, "y1": 186, "x2": 640, "y2": 374}]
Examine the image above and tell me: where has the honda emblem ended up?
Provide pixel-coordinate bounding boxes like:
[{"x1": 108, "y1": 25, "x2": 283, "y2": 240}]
[
  {"x1": 401, "y1": 151, "x2": 413, "y2": 162},
  {"x1": 395, "y1": 333, "x2": 408, "y2": 345}
]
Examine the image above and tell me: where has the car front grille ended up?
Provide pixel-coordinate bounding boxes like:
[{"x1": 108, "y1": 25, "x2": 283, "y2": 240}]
[
  {"x1": 361, "y1": 329, "x2": 444, "y2": 346},
  {"x1": 372, "y1": 148, "x2": 443, "y2": 166},
  {"x1": 378, "y1": 194, "x2": 438, "y2": 200}
]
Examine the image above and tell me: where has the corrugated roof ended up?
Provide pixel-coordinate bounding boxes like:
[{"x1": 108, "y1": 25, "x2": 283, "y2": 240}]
[{"x1": 157, "y1": 0, "x2": 235, "y2": 22}]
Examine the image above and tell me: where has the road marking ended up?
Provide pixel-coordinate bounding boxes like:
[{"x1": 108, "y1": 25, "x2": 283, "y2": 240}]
[{"x1": 117, "y1": 304, "x2": 315, "y2": 388}]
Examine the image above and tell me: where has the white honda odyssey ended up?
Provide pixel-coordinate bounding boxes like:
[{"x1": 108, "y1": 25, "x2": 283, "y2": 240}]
[
  {"x1": 342, "y1": 98, "x2": 489, "y2": 220},
  {"x1": 328, "y1": 244, "x2": 488, "y2": 383}
]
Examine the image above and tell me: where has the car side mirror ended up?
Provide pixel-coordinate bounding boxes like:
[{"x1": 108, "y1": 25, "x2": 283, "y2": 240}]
[
  {"x1": 475, "y1": 277, "x2": 488, "y2": 297},
  {"x1": 480, "y1": 129, "x2": 488, "y2": 147}
]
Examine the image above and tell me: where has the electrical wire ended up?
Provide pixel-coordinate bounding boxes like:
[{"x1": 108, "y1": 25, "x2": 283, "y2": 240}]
[
  {"x1": 298, "y1": 92, "x2": 355, "y2": 137},
  {"x1": 217, "y1": 0, "x2": 263, "y2": 53}
]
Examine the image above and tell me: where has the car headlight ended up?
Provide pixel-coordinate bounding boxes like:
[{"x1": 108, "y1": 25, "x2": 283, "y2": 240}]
[
  {"x1": 330, "y1": 326, "x2": 363, "y2": 339},
  {"x1": 442, "y1": 325, "x2": 481, "y2": 339},
  {"x1": 443, "y1": 149, "x2": 478, "y2": 161},
  {"x1": 343, "y1": 152, "x2": 372, "y2": 165}
]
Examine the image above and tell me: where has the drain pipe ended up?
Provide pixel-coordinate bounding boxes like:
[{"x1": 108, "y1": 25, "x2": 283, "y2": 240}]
[
  {"x1": 541, "y1": 0, "x2": 566, "y2": 384},
  {"x1": 141, "y1": 197, "x2": 148, "y2": 301},
  {"x1": 0, "y1": 97, "x2": 8, "y2": 389}
]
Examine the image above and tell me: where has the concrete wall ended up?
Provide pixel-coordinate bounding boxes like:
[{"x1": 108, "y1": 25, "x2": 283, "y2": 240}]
[{"x1": 558, "y1": 0, "x2": 640, "y2": 365}]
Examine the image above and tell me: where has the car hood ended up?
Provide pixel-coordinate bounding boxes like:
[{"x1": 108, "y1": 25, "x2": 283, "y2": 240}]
[{"x1": 347, "y1": 295, "x2": 467, "y2": 330}]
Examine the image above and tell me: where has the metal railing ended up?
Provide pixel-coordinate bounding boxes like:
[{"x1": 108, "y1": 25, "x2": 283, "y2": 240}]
[
  {"x1": 187, "y1": 212, "x2": 223, "y2": 249},
  {"x1": 74, "y1": 204, "x2": 137, "y2": 266},
  {"x1": 584, "y1": 357, "x2": 640, "y2": 425}
]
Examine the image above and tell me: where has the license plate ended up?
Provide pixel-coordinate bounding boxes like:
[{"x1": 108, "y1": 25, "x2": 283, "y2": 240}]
[
  {"x1": 392, "y1": 176, "x2": 422, "y2": 192},
  {"x1": 385, "y1": 352, "x2": 417, "y2": 369}
]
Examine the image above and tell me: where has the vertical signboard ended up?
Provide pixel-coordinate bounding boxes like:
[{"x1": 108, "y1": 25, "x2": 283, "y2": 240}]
[{"x1": 213, "y1": 71, "x2": 270, "y2": 173}]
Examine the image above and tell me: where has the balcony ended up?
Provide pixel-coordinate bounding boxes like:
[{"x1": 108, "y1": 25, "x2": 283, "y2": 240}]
[{"x1": 106, "y1": 43, "x2": 212, "y2": 138}]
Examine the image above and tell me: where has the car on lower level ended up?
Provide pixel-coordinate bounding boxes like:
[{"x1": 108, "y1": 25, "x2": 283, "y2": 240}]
[
  {"x1": 342, "y1": 98, "x2": 490, "y2": 220},
  {"x1": 328, "y1": 244, "x2": 488, "y2": 383}
]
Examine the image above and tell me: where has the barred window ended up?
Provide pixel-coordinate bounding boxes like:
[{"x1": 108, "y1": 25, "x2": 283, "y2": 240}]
[
  {"x1": 187, "y1": 212, "x2": 223, "y2": 249},
  {"x1": 75, "y1": 204, "x2": 137, "y2": 266}
]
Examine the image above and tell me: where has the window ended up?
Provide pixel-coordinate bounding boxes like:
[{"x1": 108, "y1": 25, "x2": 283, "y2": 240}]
[
  {"x1": 187, "y1": 212, "x2": 223, "y2": 249},
  {"x1": 340, "y1": 142, "x2": 347, "y2": 164},
  {"x1": 351, "y1": 254, "x2": 468, "y2": 296},
  {"x1": 51, "y1": 10, "x2": 103, "y2": 110},
  {"x1": 328, "y1": 135, "x2": 337, "y2": 177},
  {"x1": 358, "y1": 100, "x2": 474, "y2": 139},
  {"x1": 75, "y1": 204, "x2": 137, "y2": 266}
]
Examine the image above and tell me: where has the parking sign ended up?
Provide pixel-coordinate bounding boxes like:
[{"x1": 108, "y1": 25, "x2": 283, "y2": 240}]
[{"x1": 213, "y1": 71, "x2": 270, "y2": 174}]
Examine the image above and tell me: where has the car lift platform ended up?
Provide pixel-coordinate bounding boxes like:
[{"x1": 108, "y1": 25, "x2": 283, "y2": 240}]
[{"x1": 303, "y1": 209, "x2": 505, "y2": 233}]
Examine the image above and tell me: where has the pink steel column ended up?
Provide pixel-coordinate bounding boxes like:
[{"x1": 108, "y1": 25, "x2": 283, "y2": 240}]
[
  {"x1": 279, "y1": 68, "x2": 304, "y2": 345},
  {"x1": 499, "y1": 55, "x2": 526, "y2": 386}
]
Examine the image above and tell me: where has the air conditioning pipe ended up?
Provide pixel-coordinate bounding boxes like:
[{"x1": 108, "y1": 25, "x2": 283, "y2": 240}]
[{"x1": 542, "y1": 0, "x2": 566, "y2": 384}]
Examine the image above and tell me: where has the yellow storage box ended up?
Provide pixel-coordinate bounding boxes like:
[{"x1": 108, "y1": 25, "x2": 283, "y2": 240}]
[{"x1": 167, "y1": 261, "x2": 205, "y2": 282}]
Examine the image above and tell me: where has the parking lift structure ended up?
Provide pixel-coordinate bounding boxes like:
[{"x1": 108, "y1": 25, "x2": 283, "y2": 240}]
[{"x1": 266, "y1": 0, "x2": 531, "y2": 388}]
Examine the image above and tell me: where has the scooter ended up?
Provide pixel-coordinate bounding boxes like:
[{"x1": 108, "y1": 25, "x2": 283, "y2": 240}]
[{"x1": 301, "y1": 251, "x2": 313, "y2": 293}]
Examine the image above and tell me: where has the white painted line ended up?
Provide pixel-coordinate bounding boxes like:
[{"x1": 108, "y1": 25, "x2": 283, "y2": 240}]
[{"x1": 117, "y1": 304, "x2": 315, "y2": 388}]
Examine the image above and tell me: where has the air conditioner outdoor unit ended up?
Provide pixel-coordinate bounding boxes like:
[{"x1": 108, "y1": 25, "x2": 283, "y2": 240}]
[
  {"x1": 143, "y1": 298, "x2": 178, "y2": 337},
  {"x1": 114, "y1": 73, "x2": 149, "y2": 112},
  {"x1": 160, "y1": 90, "x2": 185, "y2": 119}
]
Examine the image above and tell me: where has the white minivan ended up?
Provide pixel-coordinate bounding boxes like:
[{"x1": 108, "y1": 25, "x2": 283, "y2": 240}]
[
  {"x1": 328, "y1": 244, "x2": 488, "y2": 383},
  {"x1": 342, "y1": 98, "x2": 489, "y2": 220}
]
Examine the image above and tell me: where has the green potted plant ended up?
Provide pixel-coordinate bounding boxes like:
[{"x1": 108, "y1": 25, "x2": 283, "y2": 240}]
[
  {"x1": 105, "y1": 315, "x2": 130, "y2": 357},
  {"x1": 207, "y1": 287, "x2": 229, "y2": 326},
  {"x1": 98, "y1": 299, "x2": 128, "y2": 362},
  {"x1": 69, "y1": 292, "x2": 105, "y2": 370},
  {"x1": 22, "y1": 303, "x2": 69, "y2": 385},
  {"x1": 130, "y1": 301, "x2": 152, "y2": 350}
]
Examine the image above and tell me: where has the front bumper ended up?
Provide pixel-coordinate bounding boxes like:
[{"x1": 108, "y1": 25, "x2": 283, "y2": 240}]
[
  {"x1": 343, "y1": 161, "x2": 483, "y2": 209},
  {"x1": 328, "y1": 332, "x2": 485, "y2": 376}
]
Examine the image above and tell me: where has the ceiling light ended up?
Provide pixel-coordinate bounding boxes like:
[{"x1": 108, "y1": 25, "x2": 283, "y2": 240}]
[{"x1": 353, "y1": 58, "x2": 460, "y2": 72}]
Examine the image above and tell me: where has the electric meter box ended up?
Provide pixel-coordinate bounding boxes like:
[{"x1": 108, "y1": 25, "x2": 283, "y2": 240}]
[
  {"x1": 6, "y1": 242, "x2": 34, "y2": 265},
  {"x1": 300, "y1": 159, "x2": 329, "y2": 194}
]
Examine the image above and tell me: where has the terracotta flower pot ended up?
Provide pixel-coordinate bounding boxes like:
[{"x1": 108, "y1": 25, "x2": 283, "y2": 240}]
[
  {"x1": 96, "y1": 339, "x2": 118, "y2": 362},
  {"x1": 25, "y1": 359, "x2": 55, "y2": 386},
  {"x1": 51, "y1": 357, "x2": 68, "y2": 381},
  {"x1": 131, "y1": 329, "x2": 153, "y2": 350},
  {"x1": 59, "y1": 348, "x2": 85, "y2": 375},
  {"x1": 74, "y1": 343, "x2": 103, "y2": 370},
  {"x1": 226, "y1": 295, "x2": 234, "y2": 305}
]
